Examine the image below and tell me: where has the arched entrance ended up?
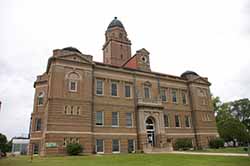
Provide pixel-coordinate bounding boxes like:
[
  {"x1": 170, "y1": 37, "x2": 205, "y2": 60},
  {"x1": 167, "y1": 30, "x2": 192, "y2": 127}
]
[{"x1": 145, "y1": 118, "x2": 155, "y2": 146}]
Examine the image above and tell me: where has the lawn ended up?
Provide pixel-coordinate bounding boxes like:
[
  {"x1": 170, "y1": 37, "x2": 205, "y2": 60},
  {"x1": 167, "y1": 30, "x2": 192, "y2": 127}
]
[
  {"x1": 191, "y1": 147, "x2": 249, "y2": 154},
  {"x1": 0, "y1": 154, "x2": 250, "y2": 166}
]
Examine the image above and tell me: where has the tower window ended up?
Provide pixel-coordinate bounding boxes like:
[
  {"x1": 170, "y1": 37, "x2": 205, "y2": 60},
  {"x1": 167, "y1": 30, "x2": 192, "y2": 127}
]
[
  {"x1": 35, "y1": 118, "x2": 42, "y2": 131},
  {"x1": 37, "y1": 92, "x2": 44, "y2": 105}
]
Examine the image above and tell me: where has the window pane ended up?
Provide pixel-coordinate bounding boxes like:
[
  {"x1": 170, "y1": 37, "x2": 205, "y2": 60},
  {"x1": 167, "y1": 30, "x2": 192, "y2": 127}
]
[
  {"x1": 185, "y1": 116, "x2": 190, "y2": 127},
  {"x1": 96, "y1": 80, "x2": 103, "y2": 95},
  {"x1": 70, "y1": 81, "x2": 76, "y2": 91},
  {"x1": 112, "y1": 139, "x2": 119, "y2": 152},
  {"x1": 111, "y1": 83, "x2": 117, "y2": 96},
  {"x1": 144, "y1": 87, "x2": 150, "y2": 98},
  {"x1": 172, "y1": 89, "x2": 177, "y2": 103},
  {"x1": 160, "y1": 89, "x2": 167, "y2": 101},
  {"x1": 182, "y1": 92, "x2": 187, "y2": 104},
  {"x1": 96, "y1": 112, "x2": 103, "y2": 126},
  {"x1": 164, "y1": 114, "x2": 169, "y2": 127},
  {"x1": 112, "y1": 112, "x2": 118, "y2": 126},
  {"x1": 128, "y1": 139, "x2": 134, "y2": 153},
  {"x1": 125, "y1": 85, "x2": 131, "y2": 97},
  {"x1": 175, "y1": 115, "x2": 180, "y2": 127},
  {"x1": 35, "y1": 118, "x2": 41, "y2": 131},
  {"x1": 96, "y1": 139, "x2": 104, "y2": 153},
  {"x1": 126, "y1": 112, "x2": 132, "y2": 127}
]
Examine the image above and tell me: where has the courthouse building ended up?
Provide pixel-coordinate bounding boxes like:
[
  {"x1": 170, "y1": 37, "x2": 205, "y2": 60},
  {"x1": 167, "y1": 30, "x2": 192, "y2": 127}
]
[{"x1": 29, "y1": 17, "x2": 218, "y2": 155}]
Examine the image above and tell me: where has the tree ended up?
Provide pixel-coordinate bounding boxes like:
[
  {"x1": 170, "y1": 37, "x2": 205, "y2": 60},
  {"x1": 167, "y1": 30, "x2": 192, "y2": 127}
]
[
  {"x1": 217, "y1": 118, "x2": 249, "y2": 146},
  {"x1": 0, "y1": 133, "x2": 8, "y2": 153}
]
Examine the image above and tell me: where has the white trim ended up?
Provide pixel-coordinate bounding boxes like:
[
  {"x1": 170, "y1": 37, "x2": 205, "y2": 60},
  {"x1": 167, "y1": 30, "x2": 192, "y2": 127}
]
[
  {"x1": 143, "y1": 86, "x2": 151, "y2": 99},
  {"x1": 30, "y1": 137, "x2": 43, "y2": 140},
  {"x1": 96, "y1": 111, "x2": 104, "y2": 127},
  {"x1": 45, "y1": 131, "x2": 137, "y2": 136},
  {"x1": 111, "y1": 112, "x2": 119, "y2": 127},
  {"x1": 96, "y1": 139, "x2": 104, "y2": 154},
  {"x1": 125, "y1": 112, "x2": 133, "y2": 128},
  {"x1": 111, "y1": 81, "x2": 119, "y2": 97},
  {"x1": 112, "y1": 139, "x2": 120, "y2": 154},
  {"x1": 124, "y1": 84, "x2": 132, "y2": 98},
  {"x1": 95, "y1": 79, "x2": 104, "y2": 96}
]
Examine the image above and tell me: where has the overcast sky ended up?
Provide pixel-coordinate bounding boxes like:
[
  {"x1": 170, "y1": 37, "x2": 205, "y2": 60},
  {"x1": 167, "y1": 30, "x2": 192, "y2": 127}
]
[{"x1": 0, "y1": 0, "x2": 250, "y2": 140}]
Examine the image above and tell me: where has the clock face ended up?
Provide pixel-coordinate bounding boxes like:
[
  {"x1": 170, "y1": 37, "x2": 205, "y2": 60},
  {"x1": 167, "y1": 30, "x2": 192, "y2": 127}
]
[{"x1": 141, "y1": 55, "x2": 148, "y2": 63}]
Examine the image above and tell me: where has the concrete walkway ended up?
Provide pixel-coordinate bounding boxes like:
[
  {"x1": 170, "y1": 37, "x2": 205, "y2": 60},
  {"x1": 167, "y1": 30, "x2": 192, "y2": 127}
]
[{"x1": 149, "y1": 151, "x2": 249, "y2": 157}]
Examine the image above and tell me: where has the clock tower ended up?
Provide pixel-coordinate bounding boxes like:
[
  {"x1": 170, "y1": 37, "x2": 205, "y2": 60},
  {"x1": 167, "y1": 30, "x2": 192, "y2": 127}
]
[{"x1": 103, "y1": 17, "x2": 132, "y2": 66}]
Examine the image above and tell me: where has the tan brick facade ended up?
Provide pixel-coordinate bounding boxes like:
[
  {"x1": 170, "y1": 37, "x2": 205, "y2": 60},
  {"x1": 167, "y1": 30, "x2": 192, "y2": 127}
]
[{"x1": 28, "y1": 17, "x2": 218, "y2": 156}]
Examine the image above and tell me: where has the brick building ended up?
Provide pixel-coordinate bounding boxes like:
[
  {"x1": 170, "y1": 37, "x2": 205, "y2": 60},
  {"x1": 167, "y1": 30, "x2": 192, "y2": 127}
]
[{"x1": 29, "y1": 17, "x2": 218, "y2": 155}]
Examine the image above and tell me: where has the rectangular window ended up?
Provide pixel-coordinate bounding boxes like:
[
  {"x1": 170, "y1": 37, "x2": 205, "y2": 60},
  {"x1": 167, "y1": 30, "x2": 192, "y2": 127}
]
[
  {"x1": 164, "y1": 114, "x2": 169, "y2": 127},
  {"x1": 111, "y1": 82, "x2": 118, "y2": 96},
  {"x1": 96, "y1": 139, "x2": 104, "y2": 153},
  {"x1": 128, "y1": 139, "x2": 135, "y2": 153},
  {"x1": 35, "y1": 118, "x2": 42, "y2": 131},
  {"x1": 112, "y1": 139, "x2": 120, "y2": 153},
  {"x1": 96, "y1": 112, "x2": 104, "y2": 126},
  {"x1": 185, "y1": 116, "x2": 191, "y2": 128},
  {"x1": 96, "y1": 79, "x2": 104, "y2": 95},
  {"x1": 112, "y1": 112, "x2": 119, "y2": 127},
  {"x1": 125, "y1": 85, "x2": 131, "y2": 98},
  {"x1": 175, "y1": 115, "x2": 180, "y2": 128},
  {"x1": 182, "y1": 92, "x2": 187, "y2": 104},
  {"x1": 160, "y1": 88, "x2": 167, "y2": 102},
  {"x1": 172, "y1": 89, "x2": 177, "y2": 103},
  {"x1": 69, "y1": 80, "x2": 77, "y2": 92},
  {"x1": 144, "y1": 87, "x2": 150, "y2": 99},
  {"x1": 126, "y1": 112, "x2": 132, "y2": 127}
]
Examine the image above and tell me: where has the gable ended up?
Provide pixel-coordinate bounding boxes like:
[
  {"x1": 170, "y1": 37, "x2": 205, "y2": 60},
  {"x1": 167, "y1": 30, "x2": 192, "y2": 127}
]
[
  {"x1": 58, "y1": 53, "x2": 93, "y2": 64},
  {"x1": 191, "y1": 77, "x2": 210, "y2": 85}
]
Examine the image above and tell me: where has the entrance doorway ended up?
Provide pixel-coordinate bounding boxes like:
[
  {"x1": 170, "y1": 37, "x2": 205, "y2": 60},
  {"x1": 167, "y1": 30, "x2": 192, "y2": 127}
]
[{"x1": 146, "y1": 118, "x2": 155, "y2": 146}]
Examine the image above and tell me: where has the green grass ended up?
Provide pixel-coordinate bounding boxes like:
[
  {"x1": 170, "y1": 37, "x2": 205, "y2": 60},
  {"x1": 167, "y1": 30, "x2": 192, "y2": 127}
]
[
  {"x1": 0, "y1": 154, "x2": 250, "y2": 166},
  {"x1": 192, "y1": 147, "x2": 249, "y2": 154}
]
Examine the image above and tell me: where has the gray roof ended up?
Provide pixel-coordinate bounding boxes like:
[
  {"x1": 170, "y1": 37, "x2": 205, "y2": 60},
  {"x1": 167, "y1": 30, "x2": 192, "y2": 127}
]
[
  {"x1": 181, "y1": 70, "x2": 199, "y2": 77},
  {"x1": 62, "y1": 47, "x2": 82, "y2": 54},
  {"x1": 107, "y1": 17, "x2": 124, "y2": 29}
]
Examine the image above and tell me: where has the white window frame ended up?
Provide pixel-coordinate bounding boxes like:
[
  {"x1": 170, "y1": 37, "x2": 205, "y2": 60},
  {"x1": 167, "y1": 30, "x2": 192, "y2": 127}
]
[
  {"x1": 126, "y1": 112, "x2": 133, "y2": 128},
  {"x1": 111, "y1": 81, "x2": 118, "y2": 97},
  {"x1": 175, "y1": 115, "x2": 181, "y2": 128},
  {"x1": 96, "y1": 79, "x2": 104, "y2": 96},
  {"x1": 112, "y1": 112, "x2": 119, "y2": 127},
  {"x1": 128, "y1": 139, "x2": 135, "y2": 153},
  {"x1": 144, "y1": 86, "x2": 151, "y2": 99},
  {"x1": 69, "y1": 80, "x2": 77, "y2": 92},
  {"x1": 164, "y1": 114, "x2": 170, "y2": 128},
  {"x1": 96, "y1": 111, "x2": 104, "y2": 127},
  {"x1": 160, "y1": 88, "x2": 167, "y2": 102},
  {"x1": 112, "y1": 139, "x2": 120, "y2": 153},
  {"x1": 96, "y1": 139, "x2": 104, "y2": 154},
  {"x1": 172, "y1": 89, "x2": 178, "y2": 103},
  {"x1": 124, "y1": 84, "x2": 132, "y2": 98}
]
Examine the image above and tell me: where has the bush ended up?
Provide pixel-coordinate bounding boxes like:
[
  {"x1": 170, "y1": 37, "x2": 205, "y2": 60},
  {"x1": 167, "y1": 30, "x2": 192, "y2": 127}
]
[
  {"x1": 209, "y1": 138, "x2": 224, "y2": 149},
  {"x1": 174, "y1": 138, "x2": 193, "y2": 150},
  {"x1": 66, "y1": 143, "x2": 83, "y2": 155}
]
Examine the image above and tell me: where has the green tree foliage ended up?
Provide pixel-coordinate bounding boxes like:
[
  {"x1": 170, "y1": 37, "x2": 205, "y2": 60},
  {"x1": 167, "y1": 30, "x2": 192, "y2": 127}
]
[
  {"x1": 174, "y1": 138, "x2": 193, "y2": 150},
  {"x1": 0, "y1": 133, "x2": 8, "y2": 153},
  {"x1": 212, "y1": 97, "x2": 250, "y2": 146}
]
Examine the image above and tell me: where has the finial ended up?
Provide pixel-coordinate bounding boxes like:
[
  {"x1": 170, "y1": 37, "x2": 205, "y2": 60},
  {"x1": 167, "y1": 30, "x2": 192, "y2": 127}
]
[{"x1": 114, "y1": 16, "x2": 117, "y2": 19}]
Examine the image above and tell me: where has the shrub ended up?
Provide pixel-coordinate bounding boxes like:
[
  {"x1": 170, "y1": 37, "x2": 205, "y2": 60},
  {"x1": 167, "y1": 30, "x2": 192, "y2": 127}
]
[
  {"x1": 209, "y1": 138, "x2": 224, "y2": 149},
  {"x1": 174, "y1": 138, "x2": 193, "y2": 150},
  {"x1": 66, "y1": 143, "x2": 83, "y2": 155}
]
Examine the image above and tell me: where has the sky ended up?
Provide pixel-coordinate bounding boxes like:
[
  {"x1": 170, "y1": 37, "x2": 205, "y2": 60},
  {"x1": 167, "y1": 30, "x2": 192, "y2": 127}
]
[{"x1": 0, "y1": 0, "x2": 250, "y2": 140}]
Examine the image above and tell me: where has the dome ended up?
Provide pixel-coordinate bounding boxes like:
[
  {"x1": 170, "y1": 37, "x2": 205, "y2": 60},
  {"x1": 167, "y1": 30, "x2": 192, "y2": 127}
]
[
  {"x1": 181, "y1": 70, "x2": 199, "y2": 78},
  {"x1": 62, "y1": 47, "x2": 82, "y2": 54},
  {"x1": 107, "y1": 17, "x2": 124, "y2": 30}
]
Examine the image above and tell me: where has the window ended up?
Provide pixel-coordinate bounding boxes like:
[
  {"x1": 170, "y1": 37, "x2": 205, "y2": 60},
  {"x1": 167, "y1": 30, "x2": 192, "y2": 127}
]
[
  {"x1": 160, "y1": 88, "x2": 167, "y2": 102},
  {"x1": 144, "y1": 86, "x2": 150, "y2": 99},
  {"x1": 182, "y1": 91, "x2": 187, "y2": 104},
  {"x1": 96, "y1": 139, "x2": 104, "y2": 153},
  {"x1": 96, "y1": 112, "x2": 104, "y2": 126},
  {"x1": 175, "y1": 115, "x2": 180, "y2": 128},
  {"x1": 37, "y1": 92, "x2": 44, "y2": 105},
  {"x1": 185, "y1": 116, "x2": 191, "y2": 128},
  {"x1": 112, "y1": 112, "x2": 119, "y2": 127},
  {"x1": 128, "y1": 139, "x2": 135, "y2": 153},
  {"x1": 112, "y1": 139, "x2": 120, "y2": 153},
  {"x1": 35, "y1": 118, "x2": 42, "y2": 131},
  {"x1": 96, "y1": 79, "x2": 104, "y2": 95},
  {"x1": 125, "y1": 85, "x2": 131, "y2": 98},
  {"x1": 164, "y1": 114, "x2": 169, "y2": 127},
  {"x1": 33, "y1": 144, "x2": 39, "y2": 154},
  {"x1": 172, "y1": 89, "x2": 177, "y2": 103},
  {"x1": 126, "y1": 112, "x2": 132, "y2": 127},
  {"x1": 76, "y1": 107, "x2": 80, "y2": 115},
  {"x1": 69, "y1": 80, "x2": 77, "y2": 92},
  {"x1": 111, "y1": 82, "x2": 118, "y2": 96}
]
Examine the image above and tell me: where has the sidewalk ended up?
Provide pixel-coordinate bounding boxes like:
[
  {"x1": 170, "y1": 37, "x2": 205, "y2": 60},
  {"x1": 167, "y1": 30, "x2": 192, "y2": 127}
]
[{"x1": 150, "y1": 151, "x2": 249, "y2": 157}]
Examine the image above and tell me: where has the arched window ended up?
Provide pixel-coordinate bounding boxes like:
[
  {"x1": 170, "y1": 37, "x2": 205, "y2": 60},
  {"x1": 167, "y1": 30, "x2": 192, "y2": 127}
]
[
  {"x1": 37, "y1": 92, "x2": 44, "y2": 105},
  {"x1": 67, "y1": 72, "x2": 80, "y2": 92}
]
